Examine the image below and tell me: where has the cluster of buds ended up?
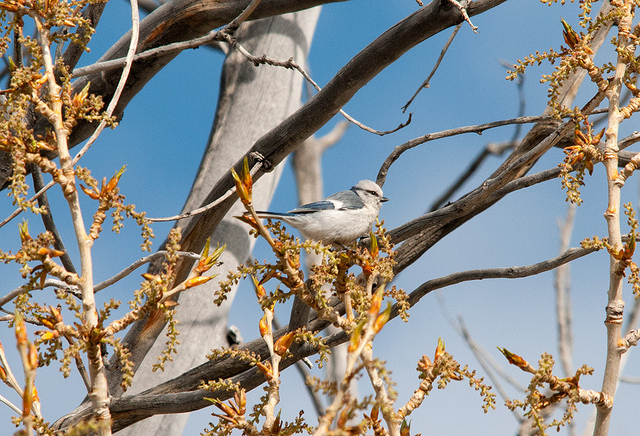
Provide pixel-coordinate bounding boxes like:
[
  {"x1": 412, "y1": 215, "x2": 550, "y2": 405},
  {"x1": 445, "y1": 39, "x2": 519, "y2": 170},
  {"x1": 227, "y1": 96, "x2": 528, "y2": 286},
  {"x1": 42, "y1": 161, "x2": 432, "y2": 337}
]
[
  {"x1": 209, "y1": 390, "x2": 247, "y2": 426},
  {"x1": 79, "y1": 165, "x2": 126, "y2": 201},
  {"x1": 563, "y1": 124, "x2": 604, "y2": 174},
  {"x1": 33, "y1": 305, "x2": 64, "y2": 341}
]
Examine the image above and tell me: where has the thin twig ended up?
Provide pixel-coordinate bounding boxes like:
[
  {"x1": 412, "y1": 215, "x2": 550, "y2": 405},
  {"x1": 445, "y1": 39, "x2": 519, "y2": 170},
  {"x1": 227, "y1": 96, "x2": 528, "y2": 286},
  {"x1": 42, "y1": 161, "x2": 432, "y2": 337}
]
[
  {"x1": 227, "y1": 36, "x2": 412, "y2": 136},
  {"x1": 30, "y1": 164, "x2": 77, "y2": 274},
  {"x1": 403, "y1": 246, "x2": 599, "y2": 311},
  {"x1": 377, "y1": 107, "x2": 609, "y2": 186},
  {"x1": 429, "y1": 65, "x2": 525, "y2": 210},
  {"x1": 619, "y1": 131, "x2": 640, "y2": 151},
  {"x1": 454, "y1": 316, "x2": 525, "y2": 420},
  {"x1": 447, "y1": 0, "x2": 478, "y2": 33},
  {"x1": 556, "y1": 202, "x2": 576, "y2": 377},
  {"x1": 0, "y1": 393, "x2": 21, "y2": 416},
  {"x1": 0, "y1": 279, "x2": 80, "y2": 310},
  {"x1": 225, "y1": 0, "x2": 262, "y2": 31},
  {"x1": 94, "y1": 250, "x2": 200, "y2": 292},
  {"x1": 272, "y1": 317, "x2": 324, "y2": 417},
  {"x1": 402, "y1": 23, "x2": 462, "y2": 113},
  {"x1": 145, "y1": 158, "x2": 264, "y2": 222},
  {"x1": 71, "y1": 0, "x2": 141, "y2": 164}
]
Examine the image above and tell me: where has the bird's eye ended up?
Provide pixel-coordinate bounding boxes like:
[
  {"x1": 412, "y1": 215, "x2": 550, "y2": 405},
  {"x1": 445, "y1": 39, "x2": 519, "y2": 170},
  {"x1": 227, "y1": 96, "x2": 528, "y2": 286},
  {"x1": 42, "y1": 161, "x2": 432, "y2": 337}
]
[{"x1": 367, "y1": 190, "x2": 378, "y2": 196}]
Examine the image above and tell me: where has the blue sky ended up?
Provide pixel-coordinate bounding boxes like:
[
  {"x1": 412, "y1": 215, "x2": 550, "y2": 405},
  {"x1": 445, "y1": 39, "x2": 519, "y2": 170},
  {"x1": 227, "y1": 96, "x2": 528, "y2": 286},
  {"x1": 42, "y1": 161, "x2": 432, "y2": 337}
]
[{"x1": 1, "y1": 0, "x2": 639, "y2": 434}]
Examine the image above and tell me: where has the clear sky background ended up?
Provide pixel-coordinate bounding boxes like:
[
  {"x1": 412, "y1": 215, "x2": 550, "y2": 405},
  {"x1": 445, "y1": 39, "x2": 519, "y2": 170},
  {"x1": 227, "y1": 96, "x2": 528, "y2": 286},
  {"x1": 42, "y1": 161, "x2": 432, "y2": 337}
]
[{"x1": 1, "y1": 0, "x2": 639, "y2": 435}]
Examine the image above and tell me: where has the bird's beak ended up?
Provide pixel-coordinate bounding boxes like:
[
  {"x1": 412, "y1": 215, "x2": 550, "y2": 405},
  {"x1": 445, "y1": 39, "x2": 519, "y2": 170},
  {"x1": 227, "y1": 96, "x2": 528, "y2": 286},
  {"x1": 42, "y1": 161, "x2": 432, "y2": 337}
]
[{"x1": 381, "y1": 197, "x2": 389, "y2": 202}]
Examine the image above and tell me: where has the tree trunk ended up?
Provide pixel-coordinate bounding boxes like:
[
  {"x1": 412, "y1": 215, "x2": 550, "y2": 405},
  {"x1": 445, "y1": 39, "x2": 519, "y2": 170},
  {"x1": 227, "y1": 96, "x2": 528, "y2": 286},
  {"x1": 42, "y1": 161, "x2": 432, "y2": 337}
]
[{"x1": 116, "y1": 9, "x2": 320, "y2": 435}]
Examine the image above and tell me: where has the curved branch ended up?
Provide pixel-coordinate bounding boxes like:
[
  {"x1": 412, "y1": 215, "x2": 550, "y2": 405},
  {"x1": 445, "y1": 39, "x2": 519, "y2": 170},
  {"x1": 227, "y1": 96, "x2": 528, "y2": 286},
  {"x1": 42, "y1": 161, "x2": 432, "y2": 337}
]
[{"x1": 401, "y1": 246, "x2": 599, "y2": 310}]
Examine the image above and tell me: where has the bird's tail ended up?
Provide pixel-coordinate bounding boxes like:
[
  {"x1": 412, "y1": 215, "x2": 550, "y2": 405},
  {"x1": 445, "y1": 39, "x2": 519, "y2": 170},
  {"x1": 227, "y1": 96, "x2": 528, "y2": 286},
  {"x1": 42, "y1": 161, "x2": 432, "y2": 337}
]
[{"x1": 253, "y1": 211, "x2": 293, "y2": 219}]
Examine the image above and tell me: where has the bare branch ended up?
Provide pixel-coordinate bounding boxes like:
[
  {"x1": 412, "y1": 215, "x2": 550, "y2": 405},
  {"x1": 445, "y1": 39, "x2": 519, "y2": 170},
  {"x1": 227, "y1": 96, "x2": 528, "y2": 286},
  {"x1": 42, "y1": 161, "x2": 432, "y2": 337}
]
[
  {"x1": 30, "y1": 165, "x2": 77, "y2": 274},
  {"x1": 93, "y1": 251, "x2": 200, "y2": 293},
  {"x1": 376, "y1": 113, "x2": 557, "y2": 187},
  {"x1": 228, "y1": 37, "x2": 412, "y2": 136},
  {"x1": 402, "y1": 23, "x2": 462, "y2": 113},
  {"x1": 555, "y1": 203, "x2": 576, "y2": 376},
  {"x1": 71, "y1": 0, "x2": 141, "y2": 164},
  {"x1": 402, "y1": 246, "x2": 598, "y2": 312},
  {"x1": 145, "y1": 153, "x2": 266, "y2": 222}
]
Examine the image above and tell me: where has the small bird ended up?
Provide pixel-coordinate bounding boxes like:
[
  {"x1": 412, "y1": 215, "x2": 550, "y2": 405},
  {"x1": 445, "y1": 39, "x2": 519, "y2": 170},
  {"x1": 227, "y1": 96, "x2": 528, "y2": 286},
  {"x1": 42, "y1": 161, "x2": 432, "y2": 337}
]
[{"x1": 255, "y1": 180, "x2": 388, "y2": 246}]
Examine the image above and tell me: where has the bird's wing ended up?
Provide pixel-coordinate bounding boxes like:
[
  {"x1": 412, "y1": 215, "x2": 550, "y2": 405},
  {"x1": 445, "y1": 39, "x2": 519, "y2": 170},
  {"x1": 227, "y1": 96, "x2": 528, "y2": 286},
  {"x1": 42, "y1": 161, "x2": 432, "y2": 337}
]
[
  {"x1": 325, "y1": 190, "x2": 364, "y2": 210},
  {"x1": 289, "y1": 200, "x2": 339, "y2": 214},
  {"x1": 288, "y1": 190, "x2": 365, "y2": 213}
]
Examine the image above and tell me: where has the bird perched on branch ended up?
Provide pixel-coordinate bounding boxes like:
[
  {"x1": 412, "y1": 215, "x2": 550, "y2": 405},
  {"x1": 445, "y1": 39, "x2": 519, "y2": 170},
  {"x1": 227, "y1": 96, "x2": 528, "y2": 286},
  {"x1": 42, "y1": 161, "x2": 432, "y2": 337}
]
[{"x1": 255, "y1": 179, "x2": 388, "y2": 246}]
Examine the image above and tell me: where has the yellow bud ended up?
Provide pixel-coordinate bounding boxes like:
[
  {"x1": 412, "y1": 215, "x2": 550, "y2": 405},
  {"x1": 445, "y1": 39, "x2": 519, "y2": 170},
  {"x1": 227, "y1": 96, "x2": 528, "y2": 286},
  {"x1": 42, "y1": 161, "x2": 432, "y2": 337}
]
[
  {"x1": 434, "y1": 337, "x2": 445, "y2": 362},
  {"x1": 369, "y1": 231, "x2": 379, "y2": 258},
  {"x1": 234, "y1": 390, "x2": 246, "y2": 415},
  {"x1": 18, "y1": 220, "x2": 31, "y2": 243}
]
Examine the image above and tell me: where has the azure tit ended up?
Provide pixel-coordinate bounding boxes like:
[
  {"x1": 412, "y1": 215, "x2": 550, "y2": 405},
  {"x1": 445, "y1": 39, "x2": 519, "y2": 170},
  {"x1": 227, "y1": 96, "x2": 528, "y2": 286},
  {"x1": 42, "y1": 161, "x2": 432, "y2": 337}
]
[{"x1": 255, "y1": 180, "x2": 388, "y2": 246}]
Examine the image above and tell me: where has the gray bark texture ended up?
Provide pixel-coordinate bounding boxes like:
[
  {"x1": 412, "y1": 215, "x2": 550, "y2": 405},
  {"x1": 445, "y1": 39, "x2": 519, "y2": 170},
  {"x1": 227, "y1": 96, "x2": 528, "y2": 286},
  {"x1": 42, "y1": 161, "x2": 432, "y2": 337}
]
[{"x1": 116, "y1": 9, "x2": 320, "y2": 435}]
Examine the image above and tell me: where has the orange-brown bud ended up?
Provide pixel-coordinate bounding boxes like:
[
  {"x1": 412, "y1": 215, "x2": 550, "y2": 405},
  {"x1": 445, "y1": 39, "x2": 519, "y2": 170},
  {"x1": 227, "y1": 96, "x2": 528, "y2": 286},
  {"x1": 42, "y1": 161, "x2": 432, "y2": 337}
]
[
  {"x1": 256, "y1": 360, "x2": 273, "y2": 380},
  {"x1": 400, "y1": 418, "x2": 411, "y2": 436},
  {"x1": 103, "y1": 165, "x2": 126, "y2": 195},
  {"x1": 368, "y1": 287, "x2": 384, "y2": 317},
  {"x1": 251, "y1": 275, "x2": 266, "y2": 299},
  {"x1": 212, "y1": 398, "x2": 236, "y2": 417},
  {"x1": 259, "y1": 314, "x2": 269, "y2": 338},
  {"x1": 72, "y1": 83, "x2": 90, "y2": 109},
  {"x1": 349, "y1": 321, "x2": 364, "y2": 353},
  {"x1": 80, "y1": 184, "x2": 100, "y2": 200},
  {"x1": 231, "y1": 160, "x2": 253, "y2": 207},
  {"x1": 27, "y1": 344, "x2": 38, "y2": 370},
  {"x1": 36, "y1": 316, "x2": 56, "y2": 330},
  {"x1": 373, "y1": 302, "x2": 392, "y2": 333},
  {"x1": 497, "y1": 347, "x2": 535, "y2": 373},
  {"x1": 561, "y1": 18, "x2": 579, "y2": 49},
  {"x1": 37, "y1": 247, "x2": 66, "y2": 258},
  {"x1": 274, "y1": 331, "x2": 296, "y2": 356},
  {"x1": 593, "y1": 128, "x2": 605, "y2": 145},
  {"x1": 141, "y1": 273, "x2": 162, "y2": 284},
  {"x1": 195, "y1": 241, "x2": 225, "y2": 274},
  {"x1": 15, "y1": 312, "x2": 27, "y2": 345},
  {"x1": 234, "y1": 389, "x2": 246, "y2": 415},
  {"x1": 184, "y1": 275, "x2": 214, "y2": 289}
]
